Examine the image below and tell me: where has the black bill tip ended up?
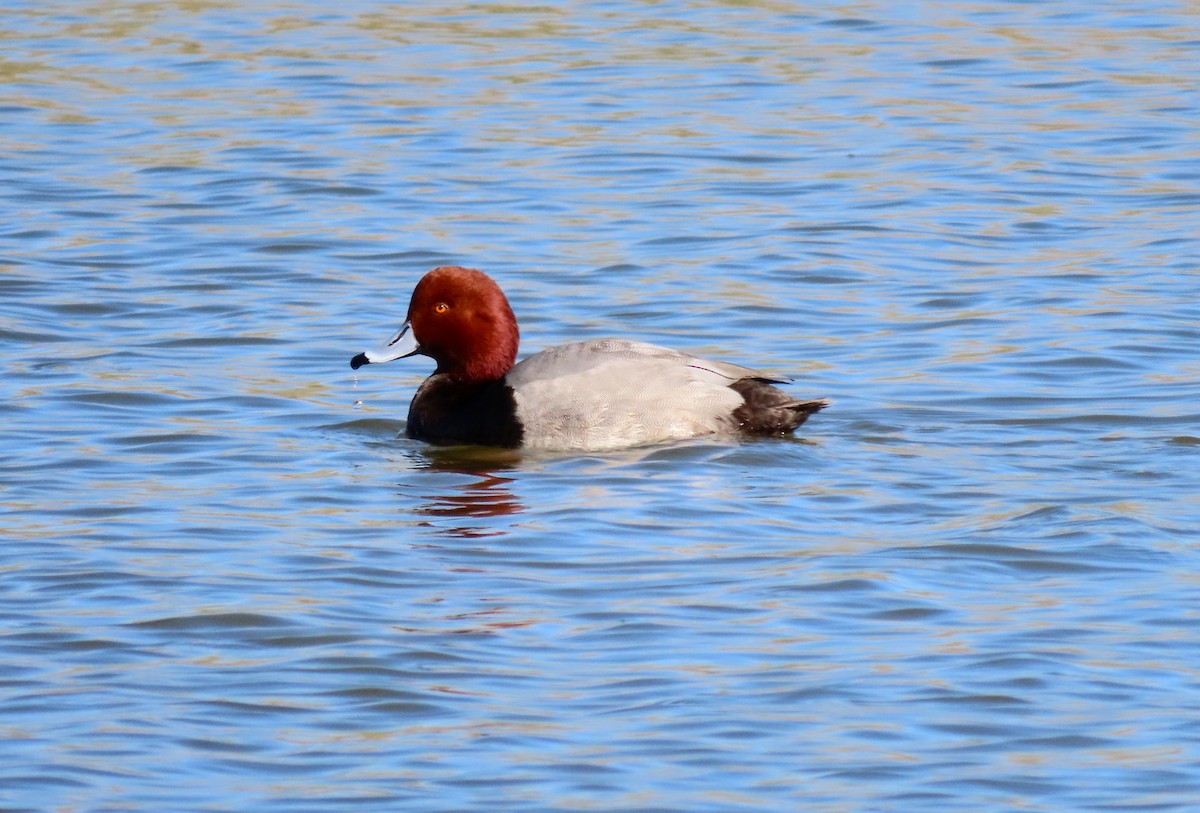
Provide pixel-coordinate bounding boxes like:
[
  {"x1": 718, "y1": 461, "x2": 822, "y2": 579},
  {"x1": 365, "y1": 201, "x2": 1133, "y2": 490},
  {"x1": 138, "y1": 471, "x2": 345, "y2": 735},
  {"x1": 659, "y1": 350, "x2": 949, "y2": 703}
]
[{"x1": 350, "y1": 352, "x2": 370, "y2": 370}]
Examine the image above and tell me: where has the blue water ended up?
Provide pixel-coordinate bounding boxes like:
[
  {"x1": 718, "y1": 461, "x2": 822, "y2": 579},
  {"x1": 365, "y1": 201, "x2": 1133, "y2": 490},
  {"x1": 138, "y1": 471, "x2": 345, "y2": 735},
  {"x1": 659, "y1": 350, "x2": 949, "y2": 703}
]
[{"x1": 2, "y1": 2, "x2": 1199, "y2": 811}]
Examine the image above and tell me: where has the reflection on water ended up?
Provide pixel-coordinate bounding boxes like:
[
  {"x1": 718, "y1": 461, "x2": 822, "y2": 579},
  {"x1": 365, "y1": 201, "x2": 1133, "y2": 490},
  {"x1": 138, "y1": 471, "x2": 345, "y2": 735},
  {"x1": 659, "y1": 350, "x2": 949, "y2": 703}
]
[
  {"x1": 412, "y1": 470, "x2": 524, "y2": 526},
  {"x1": 2, "y1": 1, "x2": 1199, "y2": 811}
]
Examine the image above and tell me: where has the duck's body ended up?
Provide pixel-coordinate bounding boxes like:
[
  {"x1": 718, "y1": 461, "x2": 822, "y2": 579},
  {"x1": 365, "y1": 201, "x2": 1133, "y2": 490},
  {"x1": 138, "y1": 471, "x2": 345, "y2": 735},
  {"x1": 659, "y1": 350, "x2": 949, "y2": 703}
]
[{"x1": 350, "y1": 267, "x2": 826, "y2": 451}]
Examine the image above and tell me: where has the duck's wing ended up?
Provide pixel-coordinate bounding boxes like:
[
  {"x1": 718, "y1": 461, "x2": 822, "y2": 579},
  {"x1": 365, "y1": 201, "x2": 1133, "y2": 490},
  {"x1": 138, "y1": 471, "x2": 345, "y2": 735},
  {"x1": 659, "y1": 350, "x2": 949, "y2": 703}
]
[{"x1": 506, "y1": 338, "x2": 783, "y2": 387}]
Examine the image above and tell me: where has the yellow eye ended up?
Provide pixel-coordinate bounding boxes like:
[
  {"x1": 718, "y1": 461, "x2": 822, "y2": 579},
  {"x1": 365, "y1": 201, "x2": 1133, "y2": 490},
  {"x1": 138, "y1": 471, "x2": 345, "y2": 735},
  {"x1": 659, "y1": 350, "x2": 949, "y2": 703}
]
[{"x1": 434, "y1": 302, "x2": 449, "y2": 314}]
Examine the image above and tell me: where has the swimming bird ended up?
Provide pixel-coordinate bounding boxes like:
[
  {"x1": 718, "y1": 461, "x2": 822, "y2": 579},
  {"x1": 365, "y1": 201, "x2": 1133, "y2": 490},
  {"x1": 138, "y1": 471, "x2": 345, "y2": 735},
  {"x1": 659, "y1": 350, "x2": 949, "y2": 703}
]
[{"x1": 350, "y1": 266, "x2": 827, "y2": 450}]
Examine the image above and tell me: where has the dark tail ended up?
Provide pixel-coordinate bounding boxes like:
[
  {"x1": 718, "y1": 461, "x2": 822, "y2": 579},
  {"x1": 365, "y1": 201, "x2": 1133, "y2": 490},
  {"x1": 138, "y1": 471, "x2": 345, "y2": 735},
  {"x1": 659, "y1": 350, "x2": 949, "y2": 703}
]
[{"x1": 731, "y1": 378, "x2": 829, "y2": 435}]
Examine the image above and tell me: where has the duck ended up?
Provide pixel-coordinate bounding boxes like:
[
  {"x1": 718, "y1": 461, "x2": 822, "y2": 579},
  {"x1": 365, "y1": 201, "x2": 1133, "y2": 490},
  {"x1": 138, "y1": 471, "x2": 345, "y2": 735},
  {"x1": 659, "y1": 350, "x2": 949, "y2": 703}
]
[{"x1": 350, "y1": 266, "x2": 827, "y2": 451}]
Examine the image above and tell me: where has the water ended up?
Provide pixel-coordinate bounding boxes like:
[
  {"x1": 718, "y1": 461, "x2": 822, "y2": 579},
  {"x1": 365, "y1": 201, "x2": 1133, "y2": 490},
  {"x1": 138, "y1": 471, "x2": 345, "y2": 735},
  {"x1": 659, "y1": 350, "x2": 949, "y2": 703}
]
[{"x1": 2, "y1": 1, "x2": 1199, "y2": 810}]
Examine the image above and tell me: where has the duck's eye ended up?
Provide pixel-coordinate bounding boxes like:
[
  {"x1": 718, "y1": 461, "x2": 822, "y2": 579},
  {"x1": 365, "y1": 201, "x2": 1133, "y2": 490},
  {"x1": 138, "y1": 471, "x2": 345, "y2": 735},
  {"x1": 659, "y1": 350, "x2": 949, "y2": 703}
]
[{"x1": 434, "y1": 302, "x2": 450, "y2": 314}]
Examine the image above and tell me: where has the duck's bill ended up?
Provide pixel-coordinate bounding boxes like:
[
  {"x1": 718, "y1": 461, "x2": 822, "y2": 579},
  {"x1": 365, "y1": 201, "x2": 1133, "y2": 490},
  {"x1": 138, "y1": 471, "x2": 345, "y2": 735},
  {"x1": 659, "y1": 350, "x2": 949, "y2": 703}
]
[{"x1": 350, "y1": 320, "x2": 420, "y2": 370}]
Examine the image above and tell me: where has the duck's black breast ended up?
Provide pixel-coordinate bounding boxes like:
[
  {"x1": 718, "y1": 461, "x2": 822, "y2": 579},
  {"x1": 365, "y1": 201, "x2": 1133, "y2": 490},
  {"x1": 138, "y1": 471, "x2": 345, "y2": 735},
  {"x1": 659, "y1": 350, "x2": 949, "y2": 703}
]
[{"x1": 406, "y1": 374, "x2": 525, "y2": 447}]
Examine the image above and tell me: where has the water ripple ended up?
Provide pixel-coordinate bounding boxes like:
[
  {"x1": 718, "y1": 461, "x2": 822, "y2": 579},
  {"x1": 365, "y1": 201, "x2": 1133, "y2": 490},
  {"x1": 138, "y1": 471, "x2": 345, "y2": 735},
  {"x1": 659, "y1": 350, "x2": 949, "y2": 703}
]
[{"x1": 1, "y1": 1, "x2": 1198, "y2": 811}]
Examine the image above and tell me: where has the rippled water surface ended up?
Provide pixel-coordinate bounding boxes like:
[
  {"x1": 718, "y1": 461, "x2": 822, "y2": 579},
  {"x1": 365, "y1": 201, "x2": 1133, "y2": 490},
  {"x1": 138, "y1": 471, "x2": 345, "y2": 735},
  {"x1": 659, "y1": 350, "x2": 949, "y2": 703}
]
[{"x1": 3, "y1": 2, "x2": 1199, "y2": 810}]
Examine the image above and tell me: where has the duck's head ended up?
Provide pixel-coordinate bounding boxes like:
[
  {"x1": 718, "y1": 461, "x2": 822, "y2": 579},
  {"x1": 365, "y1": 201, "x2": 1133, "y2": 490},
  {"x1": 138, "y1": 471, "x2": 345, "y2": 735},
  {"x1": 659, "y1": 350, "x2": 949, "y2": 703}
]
[{"x1": 351, "y1": 266, "x2": 520, "y2": 383}]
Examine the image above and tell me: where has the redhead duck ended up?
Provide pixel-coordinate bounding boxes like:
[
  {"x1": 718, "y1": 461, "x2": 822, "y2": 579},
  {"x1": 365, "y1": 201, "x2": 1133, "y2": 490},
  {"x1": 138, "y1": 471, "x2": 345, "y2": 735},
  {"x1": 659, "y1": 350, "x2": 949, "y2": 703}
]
[{"x1": 350, "y1": 266, "x2": 827, "y2": 450}]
